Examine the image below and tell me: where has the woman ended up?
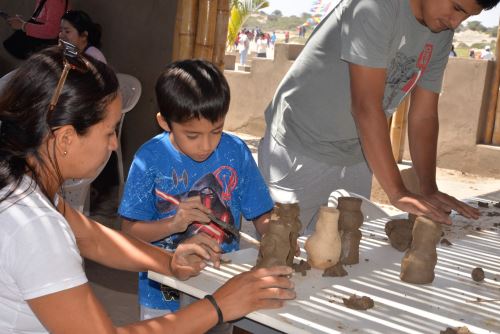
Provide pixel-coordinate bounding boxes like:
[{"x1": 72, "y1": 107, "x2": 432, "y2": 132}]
[
  {"x1": 0, "y1": 45, "x2": 295, "y2": 333},
  {"x1": 59, "y1": 10, "x2": 107, "y2": 63}
]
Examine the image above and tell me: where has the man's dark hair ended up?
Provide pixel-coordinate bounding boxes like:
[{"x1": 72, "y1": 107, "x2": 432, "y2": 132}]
[
  {"x1": 476, "y1": 0, "x2": 500, "y2": 10},
  {"x1": 155, "y1": 59, "x2": 230, "y2": 127}
]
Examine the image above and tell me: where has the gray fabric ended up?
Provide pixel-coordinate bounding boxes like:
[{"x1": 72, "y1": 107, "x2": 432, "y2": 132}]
[
  {"x1": 266, "y1": 0, "x2": 453, "y2": 166},
  {"x1": 258, "y1": 132, "x2": 372, "y2": 233}
]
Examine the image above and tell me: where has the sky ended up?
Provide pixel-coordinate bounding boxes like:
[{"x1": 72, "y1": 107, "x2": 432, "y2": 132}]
[{"x1": 262, "y1": 0, "x2": 500, "y2": 27}]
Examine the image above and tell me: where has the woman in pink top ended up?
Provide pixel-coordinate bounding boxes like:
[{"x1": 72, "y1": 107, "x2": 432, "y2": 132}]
[{"x1": 7, "y1": 0, "x2": 68, "y2": 40}]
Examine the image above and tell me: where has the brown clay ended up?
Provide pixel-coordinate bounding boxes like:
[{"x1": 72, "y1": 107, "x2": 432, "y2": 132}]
[
  {"x1": 385, "y1": 219, "x2": 414, "y2": 251},
  {"x1": 342, "y1": 295, "x2": 374, "y2": 310},
  {"x1": 477, "y1": 201, "x2": 489, "y2": 208},
  {"x1": 292, "y1": 260, "x2": 311, "y2": 276},
  {"x1": 440, "y1": 238, "x2": 453, "y2": 246},
  {"x1": 273, "y1": 203, "x2": 302, "y2": 266},
  {"x1": 440, "y1": 327, "x2": 471, "y2": 334},
  {"x1": 337, "y1": 197, "x2": 364, "y2": 265},
  {"x1": 400, "y1": 216, "x2": 442, "y2": 284},
  {"x1": 322, "y1": 262, "x2": 348, "y2": 277},
  {"x1": 471, "y1": 267, "x2": 485, "y2": 282},
  {"x1": 255, "y1": 220, "x2": 291, "y2": 268},
  {"x1": 494, "y1": 201, "x2": 500, "y2": 208},
  {"x1": 305, "y1": 206, "x2": 342, "y2": 269}
]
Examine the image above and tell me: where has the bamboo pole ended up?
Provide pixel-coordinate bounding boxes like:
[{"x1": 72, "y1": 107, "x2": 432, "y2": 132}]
[
  {"x1": 171, "y1": 0, "x2": 182, "y2": 60},
  {"x1": 390, "y1": 95, "x2": 410, "y2": 162},
  {"x1": 194, "y1": 0, "x2": 218, "y2": 60},
  {"x1": 491, "y1": 22, "x2": 500, "y2": 145},
  {"x1": 176, "y1": 0, "x2": 199, "y2": 61},
  {"x1": 212, "y1": 0, "x2": 230, "y2": 70},
  {"x1": 483, "y1": 20, "x2": 500, "y2": 144}
]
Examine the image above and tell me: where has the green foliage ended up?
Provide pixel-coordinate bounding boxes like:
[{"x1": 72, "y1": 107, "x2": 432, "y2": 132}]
[
  {"x1": 227, "y1": 0, "x2": 270, "y2": 47},
  {"x1": 466, "y1": 20, "x2": 487, "y2": 32}
]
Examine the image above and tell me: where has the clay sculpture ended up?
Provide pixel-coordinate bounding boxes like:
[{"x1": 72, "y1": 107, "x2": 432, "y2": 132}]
[
  {"x1": 337, "y1": 197, "x2": 363, "y2": 264},
  {"x1": 305, "y1": 206, "x2": 341, "y2": 269},
  {"x1": 274, "y1": 202, "x2": 302, "y2": 266},
  {"x1": 385, "y1": 214, "x2": 416, "y2": 252},
  {"x1": 400, "y1": 216, "x2": 442, "y2": 284},
  {"x1": 255, "y1": 220, "x2": 291, "y2": 268}
]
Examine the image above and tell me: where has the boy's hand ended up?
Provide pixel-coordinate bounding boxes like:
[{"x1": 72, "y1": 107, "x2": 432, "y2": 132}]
[
  {"x1": 171, "y1": 233, "x2": 221, "y2": 280},
  {"x1": 169, "y1": 196, "x2": 211, "y2": 234}
]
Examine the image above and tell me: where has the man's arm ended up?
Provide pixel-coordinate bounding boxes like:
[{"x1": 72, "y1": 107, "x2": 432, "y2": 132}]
[
  {"x1": 348, "y1": 63, "x2": 452, "y2": 224},
  {"x1": 408, "y1": 86, "x2": 479, "y2": 219},
  {"x1": 252, "y1": 211, "x2": 271, "y2": 237}
]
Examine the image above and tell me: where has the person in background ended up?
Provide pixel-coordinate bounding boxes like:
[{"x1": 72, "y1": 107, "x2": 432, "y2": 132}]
[
  {"x1": 0, "y1": 46, "x2": 295, "y2": 334},
  {"x1": 4, "y1": 0, "x2": 68, "y2": 59},
  {"x1": 59, "y1": 10, "x2": 106, "y2": 63},
  {"x1": 449, "y1": 44, "x2": 457, "y2": 57},
  {"x1": 237, "y1": 30, "x2": 250, "y2": 65},
  {"x1": 119, "y1": 59, "x2": 277, "y2": 333},
  {"x1": 480, "y1": 45, "x2": 493, "y2": 60},
  {"x1": 284, "y1": 31, "x2": 290, "y2": 43},
  {"x1": 256, "y1": 32, "x2": 268, "y2": 58}
]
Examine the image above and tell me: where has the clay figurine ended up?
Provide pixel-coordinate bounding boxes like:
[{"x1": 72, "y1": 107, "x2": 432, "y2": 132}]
[
  {"x1": 273, "y1": 202, "x2": 302, "y2": 266},
  {"x1": 255, "y1": 220, "x2": 291, "y2": 268},
  {"x1": 400, "y1": 216, "x2": 442, "y2": 284},
  {"x1": 337, "y1": 197, "x2": 364, "y2": 264},
  {"x1": 305, "y1": 206, "x2": 341, "y2": 269}
]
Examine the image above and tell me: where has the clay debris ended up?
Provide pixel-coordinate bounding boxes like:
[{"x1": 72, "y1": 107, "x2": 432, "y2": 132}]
[
  {"x1": 471, "y1": 267, "x2": 485, "y2": 282},
  {"x1": 322, "y1": 262, "x2": 348, "y2": 277},
  {"x1": 494, "y1": 201, "x2": 500, "y2": 208},
  {"x1": 342, "y1": 295, "x2": 374, "y2": 310},
  {"x1": 440, "y1": 326, "x2": 471, "y2": 334},
  {"x1": 440, "y1": 238, "x2": 453, "y2": 246},
  {"x1": 385, "y1": 219, "x2": 413, "y2": 252},
  {"x1": 477, "y1": 201, "x2": 489, "y2": 208},
  {"x1": 292, "y1": 260, "x2": 311, "y2": 276}
]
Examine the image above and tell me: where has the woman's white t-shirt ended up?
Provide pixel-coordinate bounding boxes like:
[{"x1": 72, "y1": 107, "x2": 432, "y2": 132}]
[{"x1": 0, "y1": 177, "x2": 87, "y2": 333}]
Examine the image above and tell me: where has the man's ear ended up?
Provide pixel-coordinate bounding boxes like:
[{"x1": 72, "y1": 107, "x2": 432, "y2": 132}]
[
  {"x1": 156, "y1": 112, "x2": 170, "y2": 131},
  {"x1": 53, "y1": 125, "x2": 77, "y2": 157}
]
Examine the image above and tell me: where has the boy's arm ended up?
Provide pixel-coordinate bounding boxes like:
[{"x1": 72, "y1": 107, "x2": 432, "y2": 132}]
[
  {"x1": 251, "y1": 211, "x2": 271, "y2": 238},
  {"x1": 60, "y1": 199, "x2": 219, "y2": 277},
  {"x1": 122, "y1": 196, "x2": 212, "y2": 242}
]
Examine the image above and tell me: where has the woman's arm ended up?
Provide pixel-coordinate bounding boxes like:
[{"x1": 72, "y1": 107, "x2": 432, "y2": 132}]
[{"x1": 28, "y1": 267, "x2": 295, "y2": 334}]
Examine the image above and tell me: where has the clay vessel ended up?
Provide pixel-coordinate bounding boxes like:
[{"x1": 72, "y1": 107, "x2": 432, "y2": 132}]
[
  {"x1": 337, "y1": 197, "x2": 363, "y2": 264},
  {"x1": 305, "y1": 206, "x2": 341, "y2": 269},
  {"x1": 400, "y1": 216, "x2": 442, "y2": 284},
  {"x1": 256, "y1": 221, "x2": 291, "y2": 268},
  {"x1": 273, "y1": 202, "x2": 302, "y2": 266}
]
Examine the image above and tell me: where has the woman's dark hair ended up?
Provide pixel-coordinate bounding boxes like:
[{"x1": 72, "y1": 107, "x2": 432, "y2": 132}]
[
  {"x1": 155, "y1": 59, "x2": 230, "y2": 127},
  {"x1": 0, "y1": 46, "x2": 118, "y2": 202},
  {"x1": 476, "y1": 0, "x2": 500, "y2": 9},
  {"x1": 62, "y1": 10, "x2": 102, "y2": 48}
]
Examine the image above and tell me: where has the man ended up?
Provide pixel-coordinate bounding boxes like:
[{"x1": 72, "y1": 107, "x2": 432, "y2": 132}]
[{"x1": 258, "y1": 0, "x2": 499, "y2": 232}]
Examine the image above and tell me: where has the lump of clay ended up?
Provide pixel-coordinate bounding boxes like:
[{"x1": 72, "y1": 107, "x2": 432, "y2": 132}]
[
  {"x1": 440, "y1": 326, "x2": 471, "y2": 334},
  {"x1": 385, "y1": 219, "x2": 414, "y2": 251},
  {"x1": 338, "y1": 197, "x2": 364, "y2": 265},
  {"x1": 471, "y1": 267, "x2": 485, "y2": 282},
  {"x1": 323, "y1": 262, "x2": 348, "y2": 277},
  {"x1": 440, "y1": 238, "x2": 452, "y2": 246},
  {"x1": 292, "y1": 260, "x2": 311, "y2": 276},
  {"x1": 255, "y1": 221, "x2": 291, "y2": 268},
  {"x1": 342, "y1": 295, "x2": 374, "y2": 310},
  {"x1": 477, "y1": 201, "x2": 489, "y2": 208},
  {"x1": 400, "y1": 216, "x2": 442, "y2": 284},
  {"x1": 305, "y1": 206, "x2": 341, "y2": 269}
]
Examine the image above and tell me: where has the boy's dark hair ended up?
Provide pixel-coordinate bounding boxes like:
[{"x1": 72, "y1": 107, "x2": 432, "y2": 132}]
[
  {"x1": 155, "y1": 59, "x2": 230, "y2": 126},
  {"x1": 476, "y1": 0, "x2": 500, "y2": 9}
]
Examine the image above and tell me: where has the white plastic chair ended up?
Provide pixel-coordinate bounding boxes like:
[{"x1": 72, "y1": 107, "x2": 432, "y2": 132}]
[{"x1": 116, "y1": 73, "x2": 142, "y2": 195}]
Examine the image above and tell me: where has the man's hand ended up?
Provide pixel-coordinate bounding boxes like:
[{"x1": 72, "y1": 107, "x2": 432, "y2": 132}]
[
  {"x1": 169, "y1": 196, "x2": 212, "y2": 234},
  {"x1": 423, "y1": 190, "x2": 480, "y2": 220},
  {"x1": 7, "y1": 16, "x2": 24, "y2": 30},
  {"x1": 171, "y1": 233, "x2": 221, "y2": 280}
]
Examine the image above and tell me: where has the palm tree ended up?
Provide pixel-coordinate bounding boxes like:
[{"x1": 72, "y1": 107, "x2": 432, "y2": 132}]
[{"x1": 227, "y1": 0, "x2": 269, "y2": 48}]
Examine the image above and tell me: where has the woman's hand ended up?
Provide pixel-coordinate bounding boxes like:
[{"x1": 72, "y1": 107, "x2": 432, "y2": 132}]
[
  {"x1": 213, "y1": 266, "x2": 296, "y2": 322},
  {"x1": 171, "y1": 233, "x2": 221, "y2": 280}
]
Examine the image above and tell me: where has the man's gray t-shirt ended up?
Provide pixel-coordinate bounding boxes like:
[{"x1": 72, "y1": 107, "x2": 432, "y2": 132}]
[{"x1": 266, "y1": 0, "x2": 453, "y2": 166}]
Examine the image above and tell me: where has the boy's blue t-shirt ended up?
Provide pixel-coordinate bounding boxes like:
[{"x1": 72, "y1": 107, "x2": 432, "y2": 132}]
[{"x1": 118, "y1": 132, "x2": 274, "y2": 310}]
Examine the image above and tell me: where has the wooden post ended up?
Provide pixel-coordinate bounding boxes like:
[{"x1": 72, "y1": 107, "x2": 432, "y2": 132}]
[
  {"x1": 171, "y1": 0, "x2": 182, "y2": 60},
  {"x1": 490, "y1": 22, "x2": 500, "y2": 145},
  {"x1": 212, "y1": 0, "x2": 230, "y2": 70},
  {"x1": 194, "y1": 0, "x2": 218, "y2": 60},
  {"x1": 390, "y1": 95, "x2": 410, "y2": 162},
  {"x1": 175, "y1": 0, "x2": 199, "y2": 61},
  {"x1": 483, "y1": 20, "x2": 500, "y2": 144}
]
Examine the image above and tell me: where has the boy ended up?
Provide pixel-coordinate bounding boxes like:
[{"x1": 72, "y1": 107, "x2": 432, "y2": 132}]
[{"x1": 118, "y1": 60, "x2": 273, "y2": 330}]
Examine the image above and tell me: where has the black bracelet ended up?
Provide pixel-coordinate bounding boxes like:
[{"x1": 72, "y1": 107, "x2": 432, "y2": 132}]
[{"x1": 204, "y1": 294, "x2": 224, "y2": 325}]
